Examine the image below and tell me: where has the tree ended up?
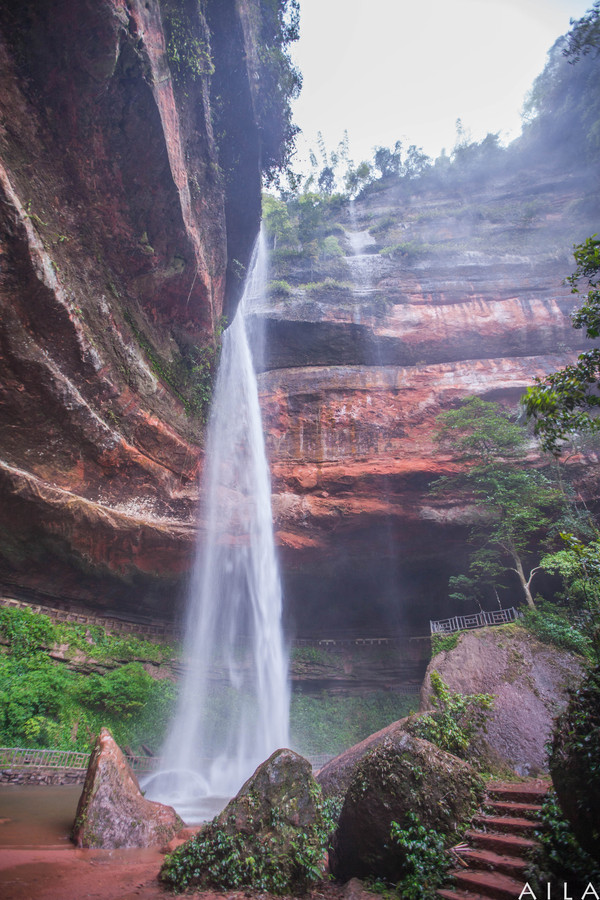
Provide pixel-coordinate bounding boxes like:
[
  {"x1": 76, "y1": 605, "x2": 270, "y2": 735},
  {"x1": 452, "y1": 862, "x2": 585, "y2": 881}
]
[
  {"x1": 434, "y1": 398, "x2": 566, "y2": 609},
  {"x1": 564, "y1": 0, "x2": 600, "y2": 61},
  {"x1": 524, "y1": 235, "x2": 600, "y2": 454}
]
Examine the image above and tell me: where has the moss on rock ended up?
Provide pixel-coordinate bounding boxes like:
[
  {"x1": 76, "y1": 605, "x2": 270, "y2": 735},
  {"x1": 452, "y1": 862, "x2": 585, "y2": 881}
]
[{"x1": 329, "y1": 731, "x2": 484, "y2": 882}]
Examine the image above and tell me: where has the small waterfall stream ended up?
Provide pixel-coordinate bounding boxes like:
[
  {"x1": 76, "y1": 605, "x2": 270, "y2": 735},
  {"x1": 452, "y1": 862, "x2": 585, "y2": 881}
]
[
  {"x1": 144, "y1": 232, "x2": 289, "y2": 823},
  {"x1": 345, "y1": 199, "x2": 381, "y2": 295}
]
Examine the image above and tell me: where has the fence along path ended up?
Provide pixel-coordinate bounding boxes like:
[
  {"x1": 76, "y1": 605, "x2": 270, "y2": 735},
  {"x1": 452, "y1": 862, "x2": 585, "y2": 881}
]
[
  {"x1": 0, "y1": 746, "x2": 162, "y2": 774},
  {"x1": 430, "y1": 606, "x2": 522, "y2": 635}
]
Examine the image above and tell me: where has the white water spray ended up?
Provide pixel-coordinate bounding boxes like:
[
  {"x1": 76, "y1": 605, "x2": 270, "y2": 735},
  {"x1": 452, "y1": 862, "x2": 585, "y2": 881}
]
[{"x1": 144, "y1": 232, "x2": 289, "y2": 823}]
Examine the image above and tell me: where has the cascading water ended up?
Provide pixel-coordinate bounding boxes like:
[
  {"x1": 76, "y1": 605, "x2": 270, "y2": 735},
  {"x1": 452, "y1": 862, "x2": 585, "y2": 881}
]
[
  {"x1": 345, "y1": 198, "x2": 382, "y2": 294},
  {"x1": 144, "y1": 231, "x2": 289, "y2": 823}
]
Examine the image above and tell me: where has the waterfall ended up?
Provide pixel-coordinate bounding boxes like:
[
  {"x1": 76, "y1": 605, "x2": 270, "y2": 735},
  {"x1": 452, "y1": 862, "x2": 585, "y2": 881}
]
[
  {"x1": 144, "y1": 231, "x2": 290, "y2": 823},
  {"x1": 346, "y1": 198, "x2": 381, "y2": 294}
]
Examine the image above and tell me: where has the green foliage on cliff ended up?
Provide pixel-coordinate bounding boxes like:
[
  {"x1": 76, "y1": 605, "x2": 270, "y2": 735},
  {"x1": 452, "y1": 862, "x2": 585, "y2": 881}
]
[
  {"x1": 0, "y1": 607, "x2": 176, "y2": 752},
  {"x1": 164, "y1": 2, "x2": 214, "y2": 87},
  {"x1": 409, "y1": 672, "x2": 493, "y2": 759},
  {"x1": 524, "y1": 235, "x2": 600, "y2": 454},
  {"x1": 254, "y1": 0, "x2": 302, "y2": 182},
  {"x1": 433, "y1": 398, "x2": 567, "y2": 609}
]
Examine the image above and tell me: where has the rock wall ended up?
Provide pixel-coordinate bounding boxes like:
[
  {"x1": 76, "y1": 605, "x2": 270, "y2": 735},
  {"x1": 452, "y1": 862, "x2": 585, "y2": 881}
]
[
  {"x1": 258, "y1": 166, "x2": 600, "y2": 635},
  {"x1": 0, "y1": 0, "x2": 263, "y2": 615}
]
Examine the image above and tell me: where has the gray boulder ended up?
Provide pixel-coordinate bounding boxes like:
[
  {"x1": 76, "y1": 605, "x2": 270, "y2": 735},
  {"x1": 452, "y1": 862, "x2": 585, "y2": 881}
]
[
  {"x1": 421, "y1": 625, "x2": 583, "y2": 774},
  {"x1": 72, "y1": 728, "x2": 182, "y2": 848}
]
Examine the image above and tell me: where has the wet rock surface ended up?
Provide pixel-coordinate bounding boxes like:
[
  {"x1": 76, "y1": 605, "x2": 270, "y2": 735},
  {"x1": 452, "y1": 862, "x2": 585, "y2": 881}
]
[
  {"x1": 72, "y1": 728, "x2": 181, "y2": 849},
  {"x1": 420, "y1": 625, "x2": 584, "y2": 774}
]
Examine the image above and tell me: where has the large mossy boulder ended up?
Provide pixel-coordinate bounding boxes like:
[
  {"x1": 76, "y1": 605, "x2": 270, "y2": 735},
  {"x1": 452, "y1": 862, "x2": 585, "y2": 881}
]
[
  {"x1": 72, "y1": 728, "x2": 182, "y2": 848},
  {"x1": 421, "y1": 626, "x2": 583, "y2": 774},
  {"x1": 329, "y1": 732, "x2": 484, "y2": 883},
  {"x1": 549, "y1": 663, "x2": 600, "y2": 863},
  {"x1": 161, "y1": 748, "x2": 327, "y2": 894}
]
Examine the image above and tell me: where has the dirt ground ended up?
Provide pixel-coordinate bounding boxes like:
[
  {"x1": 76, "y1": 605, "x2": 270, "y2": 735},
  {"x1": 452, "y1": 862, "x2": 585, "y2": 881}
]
[
  {"x1": 0, "y1": 784, "x2": 356, "y2": 900},
  {"x1": 0, "y1": 845, "x2": 352, "y2": 900}
]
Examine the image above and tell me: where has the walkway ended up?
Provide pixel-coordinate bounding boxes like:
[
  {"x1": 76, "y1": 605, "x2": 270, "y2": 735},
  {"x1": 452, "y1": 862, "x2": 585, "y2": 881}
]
[{"x1": 438, "y1": 779, "x2": 549, "y2": 900}]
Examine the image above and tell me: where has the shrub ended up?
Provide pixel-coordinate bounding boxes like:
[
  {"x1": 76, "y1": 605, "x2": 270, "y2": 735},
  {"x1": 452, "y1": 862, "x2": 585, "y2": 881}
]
[
  {"x1": 521, "y1": 602, "x2": 593, "y2": 658},
  {"x1": 379, "y1": 241, "x2": 429, "y2": 263},
  {"x1": 267, "y1": 279, "x2": 293, "y2": 298},
  {"x1": 300, "y1": 277, "x2": 353, "y2": 294},
  {"x1": 409, "y1": 671, "x2": 493, "y2": 758},
  {"x1": 388, "y1": 813, "x2": 450, "y2": 900},
  {"x1": 430, "y1": 631, "x2": 461, "y2": 655},
  {"x1": 0, "y1": 606, "x2": 56, "y2": 657}
]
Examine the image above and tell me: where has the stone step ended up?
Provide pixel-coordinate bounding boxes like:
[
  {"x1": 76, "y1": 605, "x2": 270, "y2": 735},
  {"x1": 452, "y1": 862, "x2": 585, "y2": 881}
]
[
  {"x1": 437, "y1": 890, "x2": 487, "y2": 900},
  {"x1": 455, "y1": 847, "x2": 529, "y2": 879},
  {"x1": 487, "y1": 800, "x2": 543, "y2": 819},
  {"x1": 449, "y1": 867, "x2": 528, "y2": 900},
  {"x1": 465, "y1": 829, "x2": 539, "y2": 857},
  {"x1": 486, "y1": 781, "x2": 550, "y2": 804},
  {"x1": 472, "y1": 814, "x2": 538, "y2": 834}
]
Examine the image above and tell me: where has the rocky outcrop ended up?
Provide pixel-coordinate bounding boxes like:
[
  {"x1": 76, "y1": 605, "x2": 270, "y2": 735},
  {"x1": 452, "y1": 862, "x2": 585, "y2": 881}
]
[
  {"x1": 161, "y1": 748, "x2": 327, "y2": 893},
  {"x1": 329, "y1": 731, "x2": 484, "y2": 882},
  {"x1": 258, "y1": 167, "x2": 600, "y2": 636},
  {"x1": 0, "y1": 0, "x2": 264, "y2": 613},
  {"x1": 420, "y1": 625, "x2": 583, "y2": 774},
  {"x1": 72, "y1": 727, "x2": 181, "y2": 848}
]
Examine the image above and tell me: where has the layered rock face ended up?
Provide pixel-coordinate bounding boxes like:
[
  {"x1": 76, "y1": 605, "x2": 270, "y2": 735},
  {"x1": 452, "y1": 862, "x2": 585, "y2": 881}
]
[
  {"x1": 0, "y1": 0, "x2": 262, "y2": 614},
  {"x1": 257, "y1": 167, "x2": 600, "y2": 635}
]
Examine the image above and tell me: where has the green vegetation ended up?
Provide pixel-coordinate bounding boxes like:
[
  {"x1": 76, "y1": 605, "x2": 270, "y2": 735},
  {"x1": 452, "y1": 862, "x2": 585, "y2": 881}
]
[
  {"x1": 548, "y1": 662, "x2": 600, "y2": 861},
  {"x1": 525, "y1": 235, "x2": 600, "y2": 455},
  {"x1": 409, "y1": 672, "x2": 493, "y2": 759},
  {"x1": 124, "y1": 309, "x2": 225, "y2": 423},
  {"x1": 527, "y1": 792, "x2": 600, "y2": 893},
  {"x1": 430, "y1": 631, "x2": 461, "y2": 655},
  {"x1": 161, "y1": 805, "x2": 327, "y2": 894},
  {"x1": 521, "y1": 602, "x2": 595, "y2": 658},
  {"x1": 387, "y1": 814, "x2": 450, "y2": 900},
  {"x1": 253, "y1": 0, "x2": 302, "y2": 183},
  {"x1": 164, "y1": 4, "x2": 214, "y2": 88},
  {"x1": 433, "y1": 397, "x2": 567, "y2": 609},
  {"x1": 290, "y1": 692, "x2": 415, "y2": 757},
  {"x1": 0, "y1": 607, "x2": 176, "y2": 753},
  {"x1": 379, "y1": 241, "x2": 429, "y2": 263}
]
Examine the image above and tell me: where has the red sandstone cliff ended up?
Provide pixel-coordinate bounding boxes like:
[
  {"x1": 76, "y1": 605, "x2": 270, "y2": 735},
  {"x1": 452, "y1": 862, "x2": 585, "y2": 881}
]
[
  {"x1": 0, "y1": 0, "x2": 264, "y2": 614},
  {"x1": 257, "y1": 169, "x2": 600, "y2": 634}
]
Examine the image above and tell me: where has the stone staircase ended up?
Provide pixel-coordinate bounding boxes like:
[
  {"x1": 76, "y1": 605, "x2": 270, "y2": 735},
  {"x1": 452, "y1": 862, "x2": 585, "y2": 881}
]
[{"x1": 437, "y1": 780, "x2": 550, "y2": 900}]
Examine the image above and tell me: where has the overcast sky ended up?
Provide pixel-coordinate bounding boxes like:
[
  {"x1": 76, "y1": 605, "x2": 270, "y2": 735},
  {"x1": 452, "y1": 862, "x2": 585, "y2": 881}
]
[{"x1": 290, "y1": 0, "x2": 593, "y2": 173}]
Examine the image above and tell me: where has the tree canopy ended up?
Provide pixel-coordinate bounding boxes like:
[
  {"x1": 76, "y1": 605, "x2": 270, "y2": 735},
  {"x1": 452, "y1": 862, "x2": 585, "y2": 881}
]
[
  {"x1": 524, "y1": 235, "x2": 600, "y2": 454},
  {"x1": 434, "y1": 398, "x2": 566, "y2": 609}
]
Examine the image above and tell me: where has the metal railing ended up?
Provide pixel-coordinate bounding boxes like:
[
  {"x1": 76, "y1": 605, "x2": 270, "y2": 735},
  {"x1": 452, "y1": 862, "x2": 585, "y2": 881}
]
[
  {"x1": 0, "y1": 747, "x2": 161, "y2": 774},
  {"x1": 430, "y1": 606, "x2": 522, "y2": 636},
  {"x1": 0, "y1": 747, "x2": 333, "y2": 774}
]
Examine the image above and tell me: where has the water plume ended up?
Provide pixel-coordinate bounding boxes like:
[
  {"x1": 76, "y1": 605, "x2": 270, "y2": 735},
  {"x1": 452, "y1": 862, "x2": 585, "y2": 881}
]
[{"x1": 144, "y1": 231, "x2": 289, "y2": 822}]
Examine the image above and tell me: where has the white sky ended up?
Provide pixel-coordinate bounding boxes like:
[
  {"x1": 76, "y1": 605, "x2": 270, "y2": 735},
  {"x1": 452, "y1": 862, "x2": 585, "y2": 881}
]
[{"x1": 290, "y1": 0, "x2": 593, "y2": 172}]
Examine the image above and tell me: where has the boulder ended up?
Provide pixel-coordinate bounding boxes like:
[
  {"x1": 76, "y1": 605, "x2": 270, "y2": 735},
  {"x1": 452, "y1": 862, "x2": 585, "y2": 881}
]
[
  {"x1": 161, "y1": 748, "x2": 326, "y2": 894},
  {"x1": 420, "y1": 625, "x2": 583, "y2": 775},
  {"x1": 72, "y1": 728, "x2": 182, "y2": 848},
  {"x1": 329, "y1": 731, "x2": 484, "y2": 882}
]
